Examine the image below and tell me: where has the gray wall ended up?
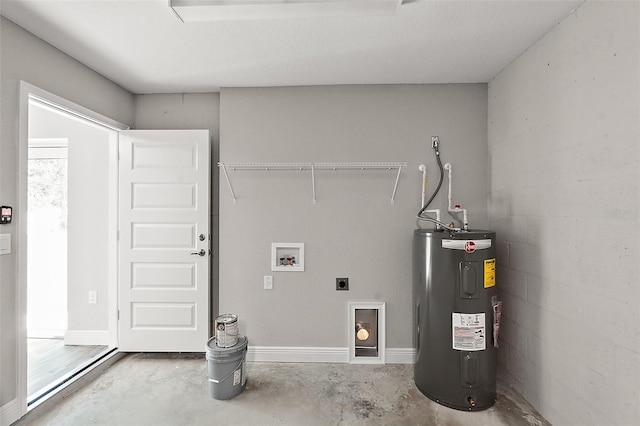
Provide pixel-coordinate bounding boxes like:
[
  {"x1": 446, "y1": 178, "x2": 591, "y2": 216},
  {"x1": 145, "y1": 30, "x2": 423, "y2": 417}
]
[
  {"x1": 133, "y1": 93, "x2": 221, "y2": 327},
  {"x1": 219, "y1": 85, "x2": 488, "y2": 348},
  {"x1": 487, "y1": 2, "x2": 639, "y2": 425},
  {"x1": 0, "y1": 16, "x2": 134, "y2": 409}
]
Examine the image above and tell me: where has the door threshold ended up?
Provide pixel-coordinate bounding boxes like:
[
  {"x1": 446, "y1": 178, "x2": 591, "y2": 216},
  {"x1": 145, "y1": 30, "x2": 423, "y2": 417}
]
[{"x1": 25, "y1": 349, "x2": 125, "y2": 417}]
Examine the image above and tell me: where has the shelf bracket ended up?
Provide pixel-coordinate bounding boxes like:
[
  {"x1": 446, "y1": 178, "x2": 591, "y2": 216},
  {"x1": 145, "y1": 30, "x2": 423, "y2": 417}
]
[
  {"x1": 220, "y1": 162, "x2": 237, "y2": 204},
  {"x1": 390, "y1": 164, "x2": 403, "y2": 205},
  {"x1": 311, "y1": 163, "x2": 317, "y2": 204}
]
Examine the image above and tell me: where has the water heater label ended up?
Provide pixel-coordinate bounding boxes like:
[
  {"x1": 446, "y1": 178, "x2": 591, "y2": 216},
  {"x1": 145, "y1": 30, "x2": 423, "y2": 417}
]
[
  {"x1": 484, "y1": 258, "x2": 496, "y2": 288},
  {"x1": 442, "y1": 239, "x2": 491, "y2": 252},
  {"x1": 452, "y1": 313, "x2": 486, "y2": 351}
]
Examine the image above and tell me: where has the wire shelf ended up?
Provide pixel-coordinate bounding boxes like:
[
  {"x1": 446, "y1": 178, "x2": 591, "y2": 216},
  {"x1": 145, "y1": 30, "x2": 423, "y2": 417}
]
[{"x1": 218, "y1": 162, "x2": 407, "y2": 204}]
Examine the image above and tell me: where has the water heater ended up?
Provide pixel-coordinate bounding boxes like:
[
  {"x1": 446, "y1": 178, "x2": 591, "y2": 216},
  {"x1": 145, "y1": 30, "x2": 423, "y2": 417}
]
[{"x1": 413, "y1": 229, "x2": 497, "y2": 411}]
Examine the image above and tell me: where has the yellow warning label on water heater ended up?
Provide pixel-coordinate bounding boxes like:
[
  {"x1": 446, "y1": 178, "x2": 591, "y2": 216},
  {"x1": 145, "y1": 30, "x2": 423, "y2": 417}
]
[{"x1": 484, "y1": 258, "x2": 496, "y2": 288}]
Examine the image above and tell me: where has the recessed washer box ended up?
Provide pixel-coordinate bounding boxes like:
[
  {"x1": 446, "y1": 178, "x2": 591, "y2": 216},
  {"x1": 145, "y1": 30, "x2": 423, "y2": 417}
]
[{"x1": 271, "y1": 243, "x2": 304, "y2": 272}]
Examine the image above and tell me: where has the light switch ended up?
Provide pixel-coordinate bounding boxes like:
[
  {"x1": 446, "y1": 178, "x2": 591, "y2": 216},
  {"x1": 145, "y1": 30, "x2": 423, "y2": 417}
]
[
  {"x1": 0, "y1": 233, "x2": 11, "y2": 255},
  {"x1": 264, "y1": 275, "x2": 273, "y2": 290}
]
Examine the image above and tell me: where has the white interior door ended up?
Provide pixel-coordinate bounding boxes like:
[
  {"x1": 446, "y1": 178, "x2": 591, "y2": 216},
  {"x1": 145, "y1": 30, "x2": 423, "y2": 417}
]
[{"x1": 118, "y1": 130, "x2": 210, "y2": 352}]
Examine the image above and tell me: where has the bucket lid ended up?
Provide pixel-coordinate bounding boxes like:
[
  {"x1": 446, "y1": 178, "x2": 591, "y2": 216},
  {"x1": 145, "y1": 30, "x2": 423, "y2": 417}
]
[{"x1": 206, "y1": 334, "x2": 247, "y2": 358}]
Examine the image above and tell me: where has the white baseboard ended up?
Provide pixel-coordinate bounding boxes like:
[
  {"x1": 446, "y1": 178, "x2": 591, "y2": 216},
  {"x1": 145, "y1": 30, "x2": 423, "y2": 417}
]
[
  {"x1": 247, "y1": 346, "x2": 415, "y2": 364},
  {"x1": 64, "y1": 330, "x2": 109, "y2": 346},
  {"x1": 385, "y1": 347, "x2": 416, "y2": 364},
  {"x1": 247, "y1": 346, "x2": 347, "y2": 363},
  {"x1": 1, "y1": 398, "x2": 20, "y2": 426},
  {"x1": 28, "y1": 329, "x2": 65, "y2": 339}
]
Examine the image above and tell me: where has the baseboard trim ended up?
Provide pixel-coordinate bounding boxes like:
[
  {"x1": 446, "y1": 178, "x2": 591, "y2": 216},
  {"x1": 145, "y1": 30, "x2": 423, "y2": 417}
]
[
  {"x1": 247, "y1": 346, "x2": 415, "y2": 364},
  {"x1": 385, "y1": 347, "x2": 416, "y2": 364},
  {"x1": 1, "y1": 398, "x2": 20, "y2": 426},
  {"x1": 64, "y1": 330, "x2": 109, "y2": 346},
  {"x1": 247, "y1": 346, "x2": 347, "y2": 363}
]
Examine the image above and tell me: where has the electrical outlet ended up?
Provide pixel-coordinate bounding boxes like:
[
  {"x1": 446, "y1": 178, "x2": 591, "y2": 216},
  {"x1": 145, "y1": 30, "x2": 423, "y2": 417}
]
[
  {"x1": 264, "y1": 275, "x2": 273, "y2": 290},
  {"x1": 336, "y1": 278, "x2": 349, "y2": 291},
  {"x1": 88, "y1": 291, "x2": 97, "y2": 304},
  {"x1": 0, "y1": 233, "x2": 11, "y2": 255}
]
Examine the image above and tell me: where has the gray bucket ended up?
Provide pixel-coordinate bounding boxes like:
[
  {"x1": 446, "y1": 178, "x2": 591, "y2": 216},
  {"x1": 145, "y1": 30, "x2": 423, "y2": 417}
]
[{"x1": 205, "y1": 335, "x2": 248, "y2": 400}]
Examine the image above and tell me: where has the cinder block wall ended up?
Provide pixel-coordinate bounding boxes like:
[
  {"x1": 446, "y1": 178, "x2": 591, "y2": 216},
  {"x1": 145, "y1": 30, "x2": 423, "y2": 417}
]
[{"x1": 488, "y1": 2, "x2": 639, "y2": 424}]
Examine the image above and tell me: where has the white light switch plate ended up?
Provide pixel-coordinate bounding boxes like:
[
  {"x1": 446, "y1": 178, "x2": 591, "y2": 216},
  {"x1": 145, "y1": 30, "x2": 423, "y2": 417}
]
[
  {"x1": 264, "y1": 275, "x2": 273, "y2": 290},
  {"x1": 0, "y1": 233, "x2": 11, "y2": 255}
]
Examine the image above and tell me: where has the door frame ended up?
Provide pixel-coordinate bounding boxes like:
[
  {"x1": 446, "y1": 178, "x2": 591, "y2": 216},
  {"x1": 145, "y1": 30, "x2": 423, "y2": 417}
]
[{"x1": 16, "y1": 81, "x2": 128, "y2": 417}]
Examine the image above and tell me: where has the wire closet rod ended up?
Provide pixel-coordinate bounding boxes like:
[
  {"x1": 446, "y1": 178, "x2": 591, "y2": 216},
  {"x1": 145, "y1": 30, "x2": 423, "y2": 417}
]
[{"x1": 218, "y1": 162, "x2": 407, "y2": 204}]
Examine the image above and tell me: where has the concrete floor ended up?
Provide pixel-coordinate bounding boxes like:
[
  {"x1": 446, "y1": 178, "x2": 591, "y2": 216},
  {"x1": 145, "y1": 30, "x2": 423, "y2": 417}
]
[{"x1": 17, "y1": 353, "x2": 549, "y2": 426}]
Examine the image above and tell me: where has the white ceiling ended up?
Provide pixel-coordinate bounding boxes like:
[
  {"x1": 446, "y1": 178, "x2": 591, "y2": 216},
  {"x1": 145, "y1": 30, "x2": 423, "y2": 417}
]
[{"x1": 1, "y1": 0, "x2": 584, "y2": 94}]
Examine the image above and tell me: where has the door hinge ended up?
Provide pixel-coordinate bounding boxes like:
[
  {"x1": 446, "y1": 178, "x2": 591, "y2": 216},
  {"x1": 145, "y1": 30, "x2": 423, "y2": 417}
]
[{"x1": 117, "y1": 310, "x2": 120, "y2": 320}]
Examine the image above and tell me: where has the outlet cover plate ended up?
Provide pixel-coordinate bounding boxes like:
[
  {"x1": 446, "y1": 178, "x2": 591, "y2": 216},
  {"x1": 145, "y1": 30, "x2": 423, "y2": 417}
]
[{"x1": 336, "y1": 278, "x2": 349, "y2": 291}]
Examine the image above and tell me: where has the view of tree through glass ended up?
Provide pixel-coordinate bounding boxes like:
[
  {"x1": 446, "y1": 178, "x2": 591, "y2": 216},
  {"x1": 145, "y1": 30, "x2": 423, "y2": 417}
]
[{"x1": 28, "y1": 158, "x2": 68, "y2": 229}]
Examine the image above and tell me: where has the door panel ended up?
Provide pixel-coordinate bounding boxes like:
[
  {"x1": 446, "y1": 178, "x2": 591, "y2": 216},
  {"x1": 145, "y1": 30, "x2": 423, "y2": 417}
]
[
  {"x1": 131, "y1": 223, "x2": 196, "y2": 248},
  {"x1": 132, "y1": 263, "x2": 196, "y2": 289},
  {"x1": 119, "y1": 130, "x2": 210, "y2": 352},
  {"x1": 132, "y1": 183, "x2": 196, "y2": 209},
  {"x1": 131, "y1": 303, "x2": 196, "y2": 329}
]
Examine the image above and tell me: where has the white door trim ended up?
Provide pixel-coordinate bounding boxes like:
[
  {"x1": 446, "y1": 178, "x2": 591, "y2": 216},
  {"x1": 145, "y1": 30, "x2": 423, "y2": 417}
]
[{"x1": 16, "y1": 81, "x2": 127, "y2": 421}]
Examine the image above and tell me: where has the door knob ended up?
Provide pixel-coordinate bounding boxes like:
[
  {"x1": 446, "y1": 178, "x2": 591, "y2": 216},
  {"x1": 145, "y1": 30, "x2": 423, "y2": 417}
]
[{"x1": 191, "y1": 249, "x2": 206, "y2": 257}]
